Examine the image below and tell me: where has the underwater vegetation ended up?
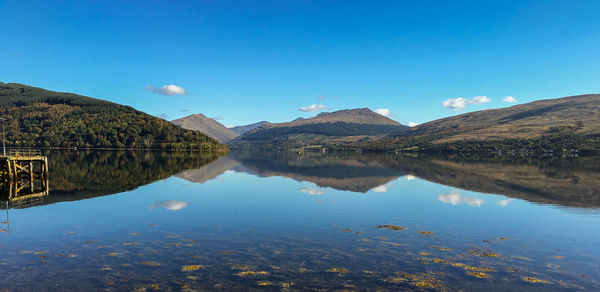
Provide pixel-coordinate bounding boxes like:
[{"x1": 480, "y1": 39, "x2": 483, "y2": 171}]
[
  {"x1": 0, "y1": 222, "x2": 595, "y2": 291},
  {"x1": 376, "y1": 225, "x2": 405, "y2": 231}
]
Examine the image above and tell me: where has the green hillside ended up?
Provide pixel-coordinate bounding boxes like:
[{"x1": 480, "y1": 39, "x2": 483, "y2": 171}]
[
  {"x1": 368, "y1": 94, "x2": 600, "y2": 154},
  {"x1": 0, "y1": 83, "x2": 228, "y2": 151}
]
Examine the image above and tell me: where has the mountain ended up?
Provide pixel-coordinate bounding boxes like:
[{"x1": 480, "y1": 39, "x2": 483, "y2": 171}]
[
  {"x1": 0, "y1": 82, "x2": 227, "y2": 151},
  {"x1": 229, "y1": 121, "x2": 268, "y2": 135},
  {"x1": 373, "y1": 94, "x2": 600, "y2": 153},
  {"x1": 171, "y1": 113, "x2": 239, "y2": 143},
  {"x1": 230, "y1": 108, "x2": 407, "y2": 149}
]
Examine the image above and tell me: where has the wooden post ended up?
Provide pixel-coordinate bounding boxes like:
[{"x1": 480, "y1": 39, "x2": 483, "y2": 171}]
[
  {"x1": 43, "y1": 157, "x2": 48, "y2": 180},
  {"x1": 8, "y1": 160, "x2": 13, "y2": 182},
  {"x1": 30, "y1": 174, "x2": 34, "y2": 192}
]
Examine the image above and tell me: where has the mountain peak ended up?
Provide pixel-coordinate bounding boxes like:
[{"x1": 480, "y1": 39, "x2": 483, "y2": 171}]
[
  {"x1": 315, "y1": 108, "x2": 374, "y2": 117},
  {"x1": 296, "y1": 108, "x2": 399, "y2": 126},
  {"x1": 171, "y1": 113, "x2": 239, "y2": 143}
]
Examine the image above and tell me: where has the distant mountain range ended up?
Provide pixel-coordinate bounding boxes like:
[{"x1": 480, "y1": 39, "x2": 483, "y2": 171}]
[
  {"x1": 229, "y1": 108, "x2": 407, "y2": 149},
  {"x1": 371, "y1": 94, "x2": 600, "y2": 153},
  {"x1": 171, "y1": 115, "x2": 269, "y2": 143},
  {"x1": 172, "y1": 113, "x2": 239, "y2": 143},
  {"x1": 230, "y1": 121, "x2": 268, "y2": 135},
  {"x1": 4, "y1": 82, "x2": 599, "y2": 154},
  {"x1": 0, "y1": 83, "x2": 227, "y2": 151}
]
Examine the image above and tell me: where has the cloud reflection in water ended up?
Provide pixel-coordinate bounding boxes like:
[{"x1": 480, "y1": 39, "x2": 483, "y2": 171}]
[
  {"x1": 298, "y1": 188, "x2": 328, "y2": 195},
  {"x1": 150, "y1": 200, "x2": 189, "y2": 211},
  {"x1": 438, "y1": 191, "x2": 484, "y2": 206}
]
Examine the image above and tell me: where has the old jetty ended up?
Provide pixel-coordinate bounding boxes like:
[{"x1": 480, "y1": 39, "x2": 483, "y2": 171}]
[{"x1": 0, "y1": 149, "x2": 49, "y2": 206}]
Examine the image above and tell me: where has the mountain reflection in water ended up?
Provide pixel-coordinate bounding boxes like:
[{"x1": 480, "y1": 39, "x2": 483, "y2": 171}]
[
  {"x1": 178, "y1": 151, "x2": 600, "y2": 208},
  {"x1": 9, "y1": 150, "x2": 597, "y2": 209},
  {"x1": 1, "y1": 150, "x2": 599, "y2": 290}
]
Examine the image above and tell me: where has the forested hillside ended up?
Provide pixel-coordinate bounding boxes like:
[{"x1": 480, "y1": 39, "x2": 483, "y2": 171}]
[{"x1": 0, "y1": 83, "x2": 228, "y2": 151}]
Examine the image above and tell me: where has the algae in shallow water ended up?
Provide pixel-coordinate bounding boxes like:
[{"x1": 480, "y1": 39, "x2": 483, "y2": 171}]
[
  {"x1": 257, "y1": 281, "x2": 273, "y2": 286},
  {"x1": 467, "y1": 271, "x2": 489, "y2": 278},
  {"x1": 522, "y1": 276, "x2": 551, "y2": 284},
  {"x1": 387, "y1": 272, "x2": 448, "y2": 291},
  {"x1": 450, "y1": 262, "x2": 493, "y2": 272},
  {"x1": 238, "y1": 271, "x2": 270, "y2": 277},
  {"x1": 431, "y1": 246, "x2": 452, "y2": 251},
  {"x1": 467, "y1": 247, "x2": 500, "y2": 257},
  {"x1": 376, "y1": 225, "x2": 405, "y2": 230},
  {"x1": 326, "y1": 268, "x2": 349, "y2": 273},
  {"x1": 181, "y1": 265, "x2": 204, "y2": 271}
]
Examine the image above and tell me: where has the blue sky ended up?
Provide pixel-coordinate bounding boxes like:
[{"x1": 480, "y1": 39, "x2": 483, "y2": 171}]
[{"x1": 1, "y1": 0, "x2": 599, "y2": 127}]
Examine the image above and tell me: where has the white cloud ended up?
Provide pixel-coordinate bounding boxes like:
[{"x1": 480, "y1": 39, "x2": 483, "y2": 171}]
[
  {"x1": 471, "y1": 95, "x2": 491, "y2": 103},
  {"x1": 150, "y1": 200, "x2": 189, "y2": 211},
  {"x1": 407, "y1": 122, "x2": 419, "y2": 127},
  {"x1": 443, "y1": 96, "x2": 491, "y2": 110},
  {"x1": 298, "y1": 104, "x2": 331, "y2": 112},
  {"x1": 212, "y1": 115, "x2": 223, "y2": 120},
  {"x1": 443, "y1": 97, "x2": 467, "y2": 110},
  {"x1": 502, "y1": 96, "x2": 517, "y2": 103},
  {"x1": 406, "y1": 174, "x2": 416, "y2": 180},
  {"x1": 374, "y1": 108, "x2": 391, "y2": 117},
  {"x1": 146, "y1": 84, "x2": 188, "y2": 96},
  {"x1": 438, "y1": 191, "x2": 484, "y2": 206},
  {"x1": 496, "y1": 199, "x2": 511, "y2": 207},
  {"x1": 298, "y1": 187, "x2": 327, "y2": 195}
]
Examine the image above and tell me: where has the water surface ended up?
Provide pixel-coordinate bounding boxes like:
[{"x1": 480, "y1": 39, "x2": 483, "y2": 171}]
[{"x1": 1, "y1": 151, "x2": 599, "y2": 291}]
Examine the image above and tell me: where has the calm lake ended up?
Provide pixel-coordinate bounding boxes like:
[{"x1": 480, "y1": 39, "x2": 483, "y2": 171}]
[{"x1": 1, "y1": 150, "x2": 599, "y2": 291}]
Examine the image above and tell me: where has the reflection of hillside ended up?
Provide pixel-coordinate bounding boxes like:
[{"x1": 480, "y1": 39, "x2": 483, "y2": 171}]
[
  {"x1": 40, "y1": 150, "x2": 600, "y2": 208},
  {"x1": 228, "y1": 152, "x2": 405, "y2": 192},
  {"x1": 175, "y1": 156, "x2": 239, "y2": 183},
  {"x1": 43, "y1": 150, "x2": 221, "y2": 205},
  {"x1": 227, "y1": 152, "x2": 600, "y2": 207},
  {"x1": 392, "y1": 155, "x2": 600, "y2": 208}
]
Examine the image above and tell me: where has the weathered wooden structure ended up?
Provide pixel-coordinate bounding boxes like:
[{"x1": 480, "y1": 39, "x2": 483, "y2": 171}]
[
  {"x1": 0, "y1": 149, "x2": 49, "y2": 206},
  {"x1": 0, "y1": 149, "x2": 48, "y2": 182}
]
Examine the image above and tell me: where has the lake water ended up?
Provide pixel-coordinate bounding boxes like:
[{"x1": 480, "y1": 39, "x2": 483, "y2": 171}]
[{"x1": 1, "y1": 150, "x2": 599, "y2": 291}]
